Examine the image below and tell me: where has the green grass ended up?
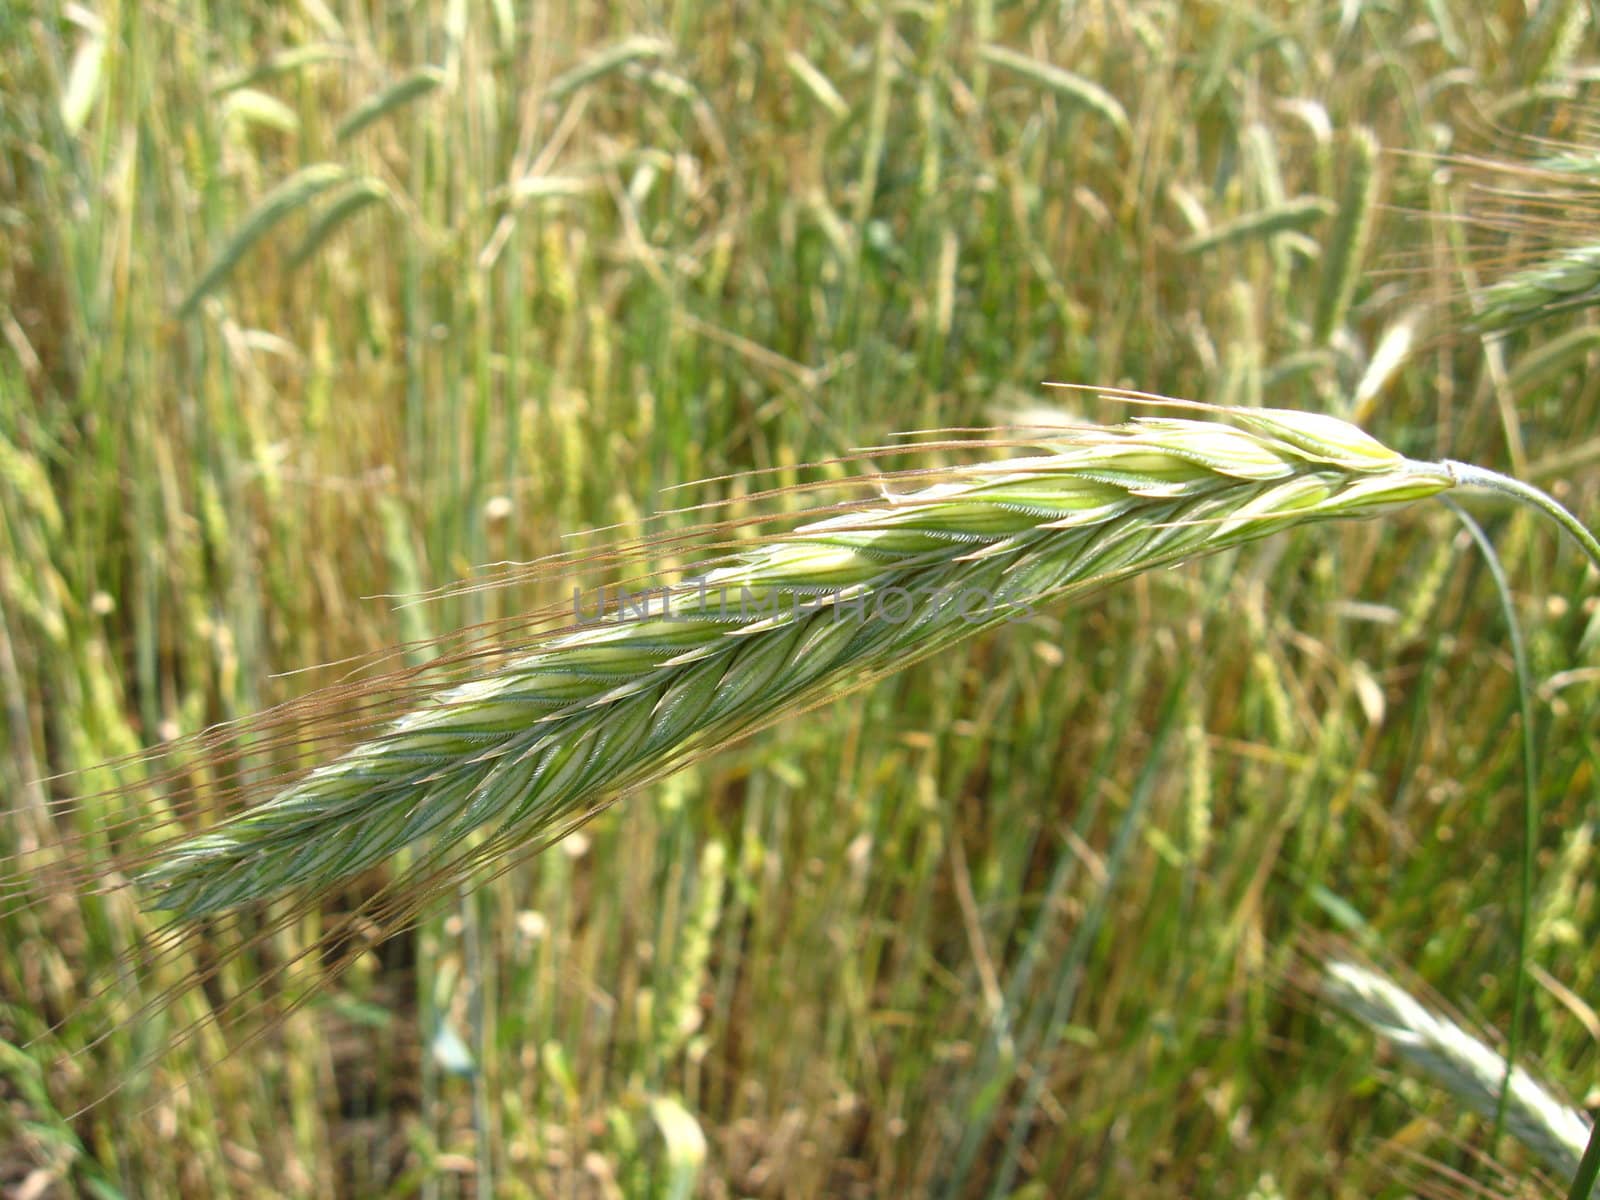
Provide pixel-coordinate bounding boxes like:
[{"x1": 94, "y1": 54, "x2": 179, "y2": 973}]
[{"x1": 2, "y1": 1, "x2": 1599, "y2": 1197}]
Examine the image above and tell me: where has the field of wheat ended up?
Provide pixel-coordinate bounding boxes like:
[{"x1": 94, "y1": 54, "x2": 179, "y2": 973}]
[{"x1": 4, "y1": 2, "x2": 1600, "y2": 1197}]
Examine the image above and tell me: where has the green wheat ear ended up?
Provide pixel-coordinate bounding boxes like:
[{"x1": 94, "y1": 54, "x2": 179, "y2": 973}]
[
  {"x1": 1312, "y1": 126, "x2": 1380, "y2": 345},
  {"x1": 1474, "y1": 241, "x2": 1600, "y2": 335},
  {"x1": 1447, "y1": 126, "x2": 1600, "y2": 337},
  {"x1": 133, "y1": 403, "x2": 1590, "y2": 924}
]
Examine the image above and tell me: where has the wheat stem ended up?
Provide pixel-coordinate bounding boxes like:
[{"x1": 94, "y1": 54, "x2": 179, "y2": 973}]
[{"x1": 1445, "y1": 460, "x2": 1600, "y2": 570}]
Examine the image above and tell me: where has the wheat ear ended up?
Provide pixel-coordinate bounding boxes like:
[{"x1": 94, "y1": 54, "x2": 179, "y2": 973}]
[
  {"x1": 129, "y1": 407, "x2": 1466, "y2": 920},
  {"x1": 1323, "y1": 958, "x2": 1592, "y2": 1185},
  {"x1": 1475, "y1": 241, "x2": 1600, "y2": 335}
]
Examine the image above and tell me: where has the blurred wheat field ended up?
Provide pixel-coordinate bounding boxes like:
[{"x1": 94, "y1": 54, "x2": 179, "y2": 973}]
[{"x1": 3, "y1": 1, "x2": 1600, "y2": 1197}]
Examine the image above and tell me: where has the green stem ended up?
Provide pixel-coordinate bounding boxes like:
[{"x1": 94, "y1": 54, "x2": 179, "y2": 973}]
[
  {"x1": 1444, "y1": 460, "x2": 1600, "y2": 571},
  {"x1": 1570, "y1": 1106, "x2": 1600, "y2": 1200},
  {"x1": 1447, "y1": 501, "x2": 1536, "y2": 1163},
  {"x1": 1442, "y1": 464, "x2": 1600, "y2": 1198}
]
